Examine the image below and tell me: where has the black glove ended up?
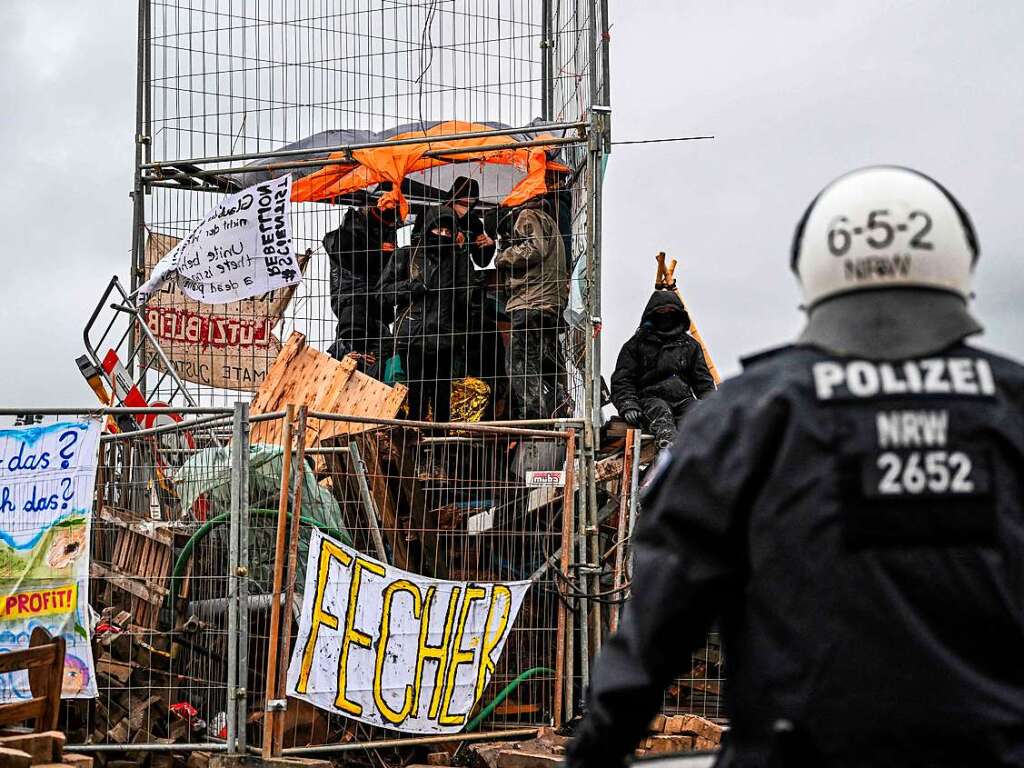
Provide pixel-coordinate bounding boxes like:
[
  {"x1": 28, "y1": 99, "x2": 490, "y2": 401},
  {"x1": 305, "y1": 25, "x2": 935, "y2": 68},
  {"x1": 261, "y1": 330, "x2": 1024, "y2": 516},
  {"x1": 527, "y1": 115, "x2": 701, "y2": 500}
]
[{"x1": 621, "y1": 408, "x2": 643, "y2": 426}]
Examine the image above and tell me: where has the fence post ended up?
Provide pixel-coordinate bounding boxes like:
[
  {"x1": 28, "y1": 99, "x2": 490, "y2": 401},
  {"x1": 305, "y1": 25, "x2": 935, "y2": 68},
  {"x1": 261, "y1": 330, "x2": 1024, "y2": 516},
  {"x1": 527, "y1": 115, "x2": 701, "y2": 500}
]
[
  {"x1": 263, "y1": 404, "x2": 295, "y2": 757},
  {"x1": 555, "y1": 430, "x2": 577, "y2": 724},
  {"x1": 227, "y1": 401, "x2": 250, "y2": 754}
]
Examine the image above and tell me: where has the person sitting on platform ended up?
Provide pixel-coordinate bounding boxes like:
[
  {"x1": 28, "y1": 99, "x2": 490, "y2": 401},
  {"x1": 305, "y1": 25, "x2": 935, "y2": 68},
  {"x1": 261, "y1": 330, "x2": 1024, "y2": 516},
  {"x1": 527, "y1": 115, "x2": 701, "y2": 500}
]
[{"x1": 610, "y1": 290, "x2": 715, "y2": 448}]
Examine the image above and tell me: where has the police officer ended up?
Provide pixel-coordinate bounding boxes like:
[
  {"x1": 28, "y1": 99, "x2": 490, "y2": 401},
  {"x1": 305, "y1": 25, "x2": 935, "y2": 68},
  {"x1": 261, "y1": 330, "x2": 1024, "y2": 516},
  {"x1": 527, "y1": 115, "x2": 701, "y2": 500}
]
[{"x1": 567, "y1": 166, "x2": 1024, "y2": 767}]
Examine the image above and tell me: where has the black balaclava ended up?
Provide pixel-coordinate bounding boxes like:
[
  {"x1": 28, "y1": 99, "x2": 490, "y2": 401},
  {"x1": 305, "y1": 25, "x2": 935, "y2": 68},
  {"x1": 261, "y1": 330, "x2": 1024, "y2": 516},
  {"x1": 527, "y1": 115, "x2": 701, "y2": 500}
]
[
  {"x1": 651, "y1": 307, "x2": 686, "y2": 335},
  {"x1": 640, "y1": 290, "x2": 691, "y2": 337},
  {"x1": 418, "y1": 206, "x2": 460, "y2": 256},
  {"x1": 446, "y1": 176, "x2": 480, "y2": 211}
]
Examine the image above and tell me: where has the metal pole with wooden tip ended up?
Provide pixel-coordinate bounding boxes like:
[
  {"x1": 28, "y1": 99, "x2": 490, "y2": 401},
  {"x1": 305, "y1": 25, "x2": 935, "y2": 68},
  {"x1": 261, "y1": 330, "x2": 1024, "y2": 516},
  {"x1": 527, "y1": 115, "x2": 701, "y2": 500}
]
[
  {"x1": 655, "y1": 252, "x2": 721, "y2": 385},
  {"x1": 262, "y1": 404, "x2": 295, "y2": 758}
]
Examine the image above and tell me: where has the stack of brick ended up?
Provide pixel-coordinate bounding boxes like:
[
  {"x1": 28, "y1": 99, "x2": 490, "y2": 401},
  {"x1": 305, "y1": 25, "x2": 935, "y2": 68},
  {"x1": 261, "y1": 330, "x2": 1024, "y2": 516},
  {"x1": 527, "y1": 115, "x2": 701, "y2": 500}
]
[
  {"x1": 0, "y1": 732, "x2": 93, "y2": 768},
  {"x1": 85, "y1": 609, "x2": 202, "y2": 768},
  {"x1": 635, "y1": 713, "x2": 726, "y2": 757}
]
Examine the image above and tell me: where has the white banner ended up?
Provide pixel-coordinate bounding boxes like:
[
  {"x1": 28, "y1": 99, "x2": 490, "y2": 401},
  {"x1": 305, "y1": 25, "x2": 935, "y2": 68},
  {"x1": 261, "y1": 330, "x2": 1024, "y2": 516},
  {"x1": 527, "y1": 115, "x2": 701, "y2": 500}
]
[
  {"x1": 137, "y1": 175, "x2": 300, "y2": 305},
  {"x1": 0, "y1": 420, "x2": 101, "y2": 700},
  {"x1": 287, "y1": 530, "x2": 529, "y2": 734}
]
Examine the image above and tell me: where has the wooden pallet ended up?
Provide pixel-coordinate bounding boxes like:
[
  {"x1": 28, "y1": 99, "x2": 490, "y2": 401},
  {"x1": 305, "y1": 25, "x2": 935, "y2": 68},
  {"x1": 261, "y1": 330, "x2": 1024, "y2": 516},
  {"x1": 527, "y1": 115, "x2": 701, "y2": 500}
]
[
  {"x1": 249, "y1": 332, "x2": 408, "y2": 450},
  {"x1": 92, "y1": 511, "x2": 173, "y2": 629}
]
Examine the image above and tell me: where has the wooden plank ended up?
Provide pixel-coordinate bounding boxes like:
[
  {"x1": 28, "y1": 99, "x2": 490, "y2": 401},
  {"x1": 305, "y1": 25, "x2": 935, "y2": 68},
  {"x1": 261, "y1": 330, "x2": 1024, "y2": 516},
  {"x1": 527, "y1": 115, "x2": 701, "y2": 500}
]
[
  {"x1": 0, "y1": 731, "x2": 64, "y2": 764},
  {"x1": 358, "y1": 435, "x2": 411, "y2": 570},
  {"x1": 90, "y1": 563, "x2": 167, "y2": 605},
  {"x1": 0, "y1": 648, "x2": 57, "y2": 675},
  {"x1": 594, "y1": 441, "x2": 656, "y2": 483},
  {"x1": 0, "y1": 700, "x2": 46, "y2": 728},
  {"x1": 0, "y1": 747, "x2": 32, "y2": 768},
  {"x1": 96, "y1": 511, "x2": 174, "y2": 545},
  {"x1": 250, "y1": 332, "x2": 407, "y2": 450}
]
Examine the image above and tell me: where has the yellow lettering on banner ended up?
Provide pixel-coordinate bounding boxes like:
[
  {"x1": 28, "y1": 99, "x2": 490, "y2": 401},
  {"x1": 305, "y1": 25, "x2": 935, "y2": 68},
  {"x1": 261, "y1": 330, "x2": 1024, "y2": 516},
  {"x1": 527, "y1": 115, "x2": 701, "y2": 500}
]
[
  {"x1": 335, "y1": 556, "x2": 386, "y2": 715},
  {"x1": 296, "y1": 539, "x2": 352, "y2": 694},
  {"x1": 373, "y1": 578, "x2": 421, "y2": 725},
  {"x1": 412, "y1": 585, "x2": 461, "y2": 720},
  {"x1": 474, "y1": 585, "x2": 512, "y2": 702},
  {"x1": 439, "y1": 585, "x2": 488, "y2": 726}
]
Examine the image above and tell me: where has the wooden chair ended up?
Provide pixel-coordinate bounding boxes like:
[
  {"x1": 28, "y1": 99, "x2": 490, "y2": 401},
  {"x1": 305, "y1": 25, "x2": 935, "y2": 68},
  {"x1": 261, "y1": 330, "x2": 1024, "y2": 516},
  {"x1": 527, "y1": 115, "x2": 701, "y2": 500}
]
[{"x1": 0, "y1": 627, "x2": 65, "y2": 733}]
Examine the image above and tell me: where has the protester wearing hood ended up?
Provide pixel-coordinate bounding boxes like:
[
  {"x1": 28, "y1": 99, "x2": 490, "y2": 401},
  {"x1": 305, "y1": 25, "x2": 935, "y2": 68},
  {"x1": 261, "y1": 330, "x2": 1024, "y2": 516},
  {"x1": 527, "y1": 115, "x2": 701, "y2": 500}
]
[
  {"x1": 377, "y1": 205, "x2": 470, "y2": 422},
  {"x1": 322, "y1": 193, "x2": 398, "y2": 377},
  {"x1": 610, "y1": 290, "x2": 715, "y2": 447},
  {"x1": 446, "y1": 176, "x2": 496, "y2": 268},
  {"x1": 441, "y1": 176, "x2": 509, "y2": 413},
  {"x1": 495, "y1": 200, "x2": 568, "y2": 420}
]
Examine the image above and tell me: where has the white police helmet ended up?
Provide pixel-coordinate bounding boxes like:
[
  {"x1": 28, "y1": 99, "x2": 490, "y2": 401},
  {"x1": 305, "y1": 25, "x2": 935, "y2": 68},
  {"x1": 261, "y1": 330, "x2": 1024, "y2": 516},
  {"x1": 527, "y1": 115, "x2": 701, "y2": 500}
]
[{"x1": 791, "y1": 166, "x2": 982, "y2": 359}]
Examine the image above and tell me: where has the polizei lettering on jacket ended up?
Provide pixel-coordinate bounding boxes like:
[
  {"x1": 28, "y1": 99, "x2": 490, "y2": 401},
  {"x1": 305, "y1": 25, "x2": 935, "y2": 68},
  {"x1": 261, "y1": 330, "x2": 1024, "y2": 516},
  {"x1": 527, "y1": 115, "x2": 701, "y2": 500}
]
[{"x1": 812, "y1": 358, "x2": 996, "y2": 400}]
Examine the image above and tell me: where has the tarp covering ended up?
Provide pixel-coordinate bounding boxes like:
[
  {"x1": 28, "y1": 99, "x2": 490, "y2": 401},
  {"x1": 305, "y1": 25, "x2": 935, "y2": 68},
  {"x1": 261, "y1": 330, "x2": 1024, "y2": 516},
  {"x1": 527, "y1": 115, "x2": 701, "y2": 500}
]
[
  {"x1": 175, "y1": 443, "x2": 345, "y2": 588},
  {"x1": 232, "y1": 119, "x2": 571, "y2": 217}
]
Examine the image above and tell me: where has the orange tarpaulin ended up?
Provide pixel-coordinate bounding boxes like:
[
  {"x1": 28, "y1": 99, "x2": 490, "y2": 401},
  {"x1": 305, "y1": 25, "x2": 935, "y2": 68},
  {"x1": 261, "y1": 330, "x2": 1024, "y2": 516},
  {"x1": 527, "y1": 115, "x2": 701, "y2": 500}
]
[{"x1": 291, "y1": 120, "x2": 568, "y2": 217}]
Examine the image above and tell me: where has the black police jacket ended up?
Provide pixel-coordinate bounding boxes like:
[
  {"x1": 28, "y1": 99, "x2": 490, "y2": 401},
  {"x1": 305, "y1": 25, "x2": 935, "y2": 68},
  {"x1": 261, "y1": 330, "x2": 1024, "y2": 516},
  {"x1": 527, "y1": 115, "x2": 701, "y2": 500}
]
[{"x1": 568, "y1": 342, "x2": 1024, "y2": 768}]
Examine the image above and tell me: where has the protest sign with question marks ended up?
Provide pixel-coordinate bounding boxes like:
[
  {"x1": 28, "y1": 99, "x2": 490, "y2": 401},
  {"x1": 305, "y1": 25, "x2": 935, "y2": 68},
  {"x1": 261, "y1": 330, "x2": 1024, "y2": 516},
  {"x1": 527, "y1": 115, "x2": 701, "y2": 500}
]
[{"x1": 0, "y1": 420, "x2": 101, "y2": 699}]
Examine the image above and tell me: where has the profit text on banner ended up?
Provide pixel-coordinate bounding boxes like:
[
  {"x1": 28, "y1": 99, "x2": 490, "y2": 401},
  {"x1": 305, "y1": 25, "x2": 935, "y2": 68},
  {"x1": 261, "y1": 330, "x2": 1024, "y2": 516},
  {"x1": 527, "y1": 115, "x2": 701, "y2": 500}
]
[{"x1": 0, "y1": 420, "x2": 101, "y2": 700}]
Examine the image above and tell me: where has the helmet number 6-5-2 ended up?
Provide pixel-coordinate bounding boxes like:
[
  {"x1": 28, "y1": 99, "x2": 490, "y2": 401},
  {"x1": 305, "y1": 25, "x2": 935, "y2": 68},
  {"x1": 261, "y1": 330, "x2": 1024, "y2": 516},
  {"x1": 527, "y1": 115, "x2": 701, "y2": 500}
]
[{"x1": 866, "y1": 209, "x2": 894, "y2": 249}]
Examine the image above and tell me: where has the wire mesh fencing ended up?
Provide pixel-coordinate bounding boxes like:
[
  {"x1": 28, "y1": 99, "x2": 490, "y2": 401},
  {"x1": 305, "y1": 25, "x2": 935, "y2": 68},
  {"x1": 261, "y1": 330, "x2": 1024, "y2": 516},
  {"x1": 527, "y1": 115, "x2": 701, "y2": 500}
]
[
  {"x1": 130, "y1": 0, "x2": 606, "y2": 436},
  {"x1": 54, "y1": 406, "x2": 585, "y2": 760}
]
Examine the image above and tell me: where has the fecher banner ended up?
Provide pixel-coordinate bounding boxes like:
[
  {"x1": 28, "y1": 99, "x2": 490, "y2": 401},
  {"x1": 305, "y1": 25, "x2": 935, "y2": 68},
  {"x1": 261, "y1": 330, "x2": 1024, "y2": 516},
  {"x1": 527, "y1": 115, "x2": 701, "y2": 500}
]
[
  {"x1": 0, "y1": 420, "x2": 101, "y2": 700},
  {"x1": 137, "y1": 175, "x2": 301, "y2": 305},
  {"x1": 286, "y1": 530, "x2": 529, "y2": 734}
]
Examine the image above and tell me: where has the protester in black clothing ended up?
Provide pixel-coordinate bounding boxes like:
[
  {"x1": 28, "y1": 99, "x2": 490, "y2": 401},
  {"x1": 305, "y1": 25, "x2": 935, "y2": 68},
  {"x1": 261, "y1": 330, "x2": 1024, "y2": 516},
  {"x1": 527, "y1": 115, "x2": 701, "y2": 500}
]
[
  {"x1": 610, "y1": 290, "x2": 715, "y2": 447},
  {"x1": 446, "y1": 176, "x2": 496, "y2": 268},
  {"x1": 322, "y1": 196, "x2": 398, "y2": 377},
  {"x1": 568, "y1": 166, "x2": 1024, "y2": 768},
  {"x1": 377, "y1": 206, "x2": 470, "y2": 422}
]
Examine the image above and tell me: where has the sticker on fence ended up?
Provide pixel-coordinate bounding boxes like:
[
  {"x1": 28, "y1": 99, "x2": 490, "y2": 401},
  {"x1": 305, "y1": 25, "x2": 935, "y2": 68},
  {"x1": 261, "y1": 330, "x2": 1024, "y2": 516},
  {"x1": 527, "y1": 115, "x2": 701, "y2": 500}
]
[
  {"x1": 287, "y1": 530, "x2": 529, "y2": 733},
  {"x1": 136, "y1": 174, "x2": 300, "y2": 305},
  {"x1": 525, "y1": 470, "x2": 565, "y2": 487},
  {"x1": 0, "y1": 420, "x2": 101, "y2": 700}
]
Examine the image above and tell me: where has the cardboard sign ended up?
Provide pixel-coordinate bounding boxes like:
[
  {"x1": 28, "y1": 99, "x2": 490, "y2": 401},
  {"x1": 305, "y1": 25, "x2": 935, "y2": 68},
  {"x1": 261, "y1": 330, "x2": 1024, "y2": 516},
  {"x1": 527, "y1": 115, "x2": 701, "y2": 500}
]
[
  {"x1": 0, "y1": 421, "x2": 101, "y2": 700},
  {"x1": 137, "y1": 175, "x2": 300, "y2": 305},
  {"x1": 140, "y1": 232, "x2": 306, "y2": 391},
  {"x1": 287, "y1": 530, "x2": 529, "y2": 733}
]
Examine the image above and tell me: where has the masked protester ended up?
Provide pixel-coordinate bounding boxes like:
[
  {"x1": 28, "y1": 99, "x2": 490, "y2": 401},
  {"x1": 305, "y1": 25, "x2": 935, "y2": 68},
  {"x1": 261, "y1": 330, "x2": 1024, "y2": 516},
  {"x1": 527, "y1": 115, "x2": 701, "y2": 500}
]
[
  {"x1": 377, "y1": 206, "x2": 469, "y2": 422},
  {"x1": 446, "y1": 176, "x2": 495, "y2": 268},
  {"x1": 611, "y1": 291, "x2": 715, "y2": 447},
  {"x1": 443, "y1": 177, "x2": 505, "y2": 398},
  {"x1": 567, "y1": 167, "x2": 1024, "y2": 768},
  {"x1": 323, "y1": 195, "x2": 398, "y2": 377},
  {"x1": 495, "y1": 200, "x2": 568, "y2": 420}
]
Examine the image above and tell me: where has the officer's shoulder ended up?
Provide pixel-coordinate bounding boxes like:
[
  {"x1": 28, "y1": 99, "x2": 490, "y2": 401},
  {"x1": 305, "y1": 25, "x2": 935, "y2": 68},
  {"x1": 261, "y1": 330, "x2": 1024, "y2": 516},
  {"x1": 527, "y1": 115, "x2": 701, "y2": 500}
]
[
  {"x1": 739, "y1": 343, "x2": 797, "y2": 369},
  {"x1": 962, "y1": 342, "x2": 1024, "y2": 386},
  {"x1": 693, "y1": 345, "x2": 816, "y2": 413}
]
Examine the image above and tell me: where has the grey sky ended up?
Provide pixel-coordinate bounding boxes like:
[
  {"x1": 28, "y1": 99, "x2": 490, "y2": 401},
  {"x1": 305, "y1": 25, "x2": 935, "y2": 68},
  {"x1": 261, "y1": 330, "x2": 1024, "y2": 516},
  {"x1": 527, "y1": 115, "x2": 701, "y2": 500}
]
[{"x1": 1, "y1": 1, "x2": 1021, "y2": 407}]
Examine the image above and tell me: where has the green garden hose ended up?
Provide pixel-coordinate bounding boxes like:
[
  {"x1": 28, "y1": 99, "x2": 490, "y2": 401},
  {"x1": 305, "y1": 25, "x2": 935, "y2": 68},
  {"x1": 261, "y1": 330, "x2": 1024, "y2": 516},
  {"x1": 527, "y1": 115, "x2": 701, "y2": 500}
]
[
  {"x1": 168, "y1": 508, "x2": 351, "y2": 607},
  {"x1": 465, "y1": 665, "x2": 556, "y2": 733}
]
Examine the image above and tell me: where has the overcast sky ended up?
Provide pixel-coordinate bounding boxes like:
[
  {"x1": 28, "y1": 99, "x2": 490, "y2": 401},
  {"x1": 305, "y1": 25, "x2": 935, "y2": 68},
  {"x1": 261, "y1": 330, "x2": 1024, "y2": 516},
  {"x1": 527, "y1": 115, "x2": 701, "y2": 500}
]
[{"x1": 1, "y1": 1, "x2": 1021, "y2": 407}]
